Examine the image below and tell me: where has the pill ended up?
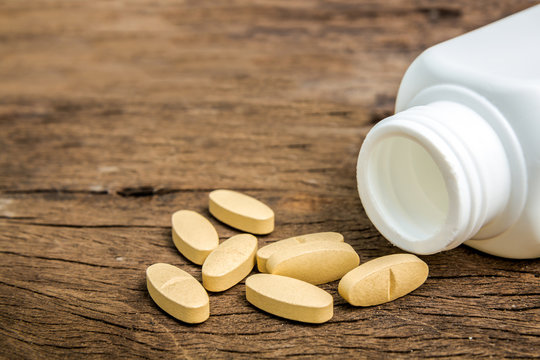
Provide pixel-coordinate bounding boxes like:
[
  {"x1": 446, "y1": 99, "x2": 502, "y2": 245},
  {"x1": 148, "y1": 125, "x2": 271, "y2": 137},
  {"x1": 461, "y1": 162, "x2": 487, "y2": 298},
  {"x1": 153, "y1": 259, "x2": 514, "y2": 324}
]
[
  {"x1": 209, "y1": 189, "x2": 274, "y2": 235},
  {"x1": 266, "y1": 241, "x2": 359, "y2": 285},
  {"x1": 146, "y1": 263, "x2": 209, "y2": 323},
  {"x1": 256, "y1": 232, "x2": 344, "y2": 272},
  {"x1": 245, "y1": 273, "x2": 333, "y2": 323},
  {"x1": 338, "y1": 253, "x2": 428, "y2": 306},
  {"x1": 202, "y1": 233, "x2": 257, "y2": 292},
  {"x1": 171, "y1": 210, "x2": 219, "y2": 265}
]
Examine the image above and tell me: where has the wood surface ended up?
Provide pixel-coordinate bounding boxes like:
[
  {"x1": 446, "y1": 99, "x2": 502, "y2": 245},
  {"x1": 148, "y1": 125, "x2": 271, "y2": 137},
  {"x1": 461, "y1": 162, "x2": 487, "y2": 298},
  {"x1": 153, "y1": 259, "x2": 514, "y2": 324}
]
[{"x1": 1, "y1": 0, "x2": 539, "y2": 358}]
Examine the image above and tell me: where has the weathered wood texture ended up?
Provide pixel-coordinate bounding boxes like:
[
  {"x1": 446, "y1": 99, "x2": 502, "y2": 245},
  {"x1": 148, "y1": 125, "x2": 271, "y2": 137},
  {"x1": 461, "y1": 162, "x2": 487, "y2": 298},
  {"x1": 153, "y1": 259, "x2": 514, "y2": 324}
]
[{"x1": 1, "y1": 1, "x2": 539, "y2": 358}]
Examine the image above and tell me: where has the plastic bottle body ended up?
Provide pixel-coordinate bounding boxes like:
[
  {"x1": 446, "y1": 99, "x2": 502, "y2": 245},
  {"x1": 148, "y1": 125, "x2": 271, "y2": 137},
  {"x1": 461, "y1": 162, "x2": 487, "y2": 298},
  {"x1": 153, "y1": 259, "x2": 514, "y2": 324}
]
[{"x1": 357, "y1": 5, "x2": 540, "y2": 259}]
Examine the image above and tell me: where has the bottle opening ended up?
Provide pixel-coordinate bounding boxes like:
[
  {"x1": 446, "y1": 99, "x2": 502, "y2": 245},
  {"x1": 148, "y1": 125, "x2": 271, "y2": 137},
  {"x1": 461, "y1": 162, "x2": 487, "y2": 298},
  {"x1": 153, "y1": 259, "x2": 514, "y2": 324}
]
[{"x1": 367, "y1": 136, "x2": 449, "y2": 241}]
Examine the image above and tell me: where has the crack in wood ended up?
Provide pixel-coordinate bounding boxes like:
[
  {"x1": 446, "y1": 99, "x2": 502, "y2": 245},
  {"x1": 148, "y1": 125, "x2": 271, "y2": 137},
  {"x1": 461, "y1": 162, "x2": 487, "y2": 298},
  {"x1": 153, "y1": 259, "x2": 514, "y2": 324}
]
[
  {"x1": 0, "y1": 221, "x2": 169, "y2": 229},
  {"x1": 0, "y1": 215, "x2": 36, "y2": 220},
  {"x1": 0, "y1": 251, "x2": 140, "y2": 270},
  {"x1": 1, "y1": 187, "x2": 280, "y2": 198},
  {"x1": 1, "y1": 189, "x2": 109, "y2": 195}
]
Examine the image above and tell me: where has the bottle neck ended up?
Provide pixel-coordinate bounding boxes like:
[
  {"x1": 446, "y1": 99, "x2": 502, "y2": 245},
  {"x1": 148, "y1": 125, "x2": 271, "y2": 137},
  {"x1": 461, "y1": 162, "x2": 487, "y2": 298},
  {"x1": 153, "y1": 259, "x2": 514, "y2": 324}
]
[{"x1": 357, "y1": 101, "x2": 512, "y2": 254}]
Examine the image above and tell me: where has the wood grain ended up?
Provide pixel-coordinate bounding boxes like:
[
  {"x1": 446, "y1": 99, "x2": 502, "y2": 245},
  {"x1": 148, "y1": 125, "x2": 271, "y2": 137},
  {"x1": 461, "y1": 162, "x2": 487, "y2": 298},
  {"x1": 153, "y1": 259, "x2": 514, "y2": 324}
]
[{"x1": 1, "y1": 0, "x2": 539, "y2": 358}]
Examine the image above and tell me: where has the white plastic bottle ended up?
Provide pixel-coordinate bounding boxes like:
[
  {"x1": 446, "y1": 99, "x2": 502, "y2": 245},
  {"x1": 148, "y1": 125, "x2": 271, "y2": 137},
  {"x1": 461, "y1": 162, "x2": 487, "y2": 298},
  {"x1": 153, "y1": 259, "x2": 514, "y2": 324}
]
[{"x1": 357, "y1": 5, "x2": 540, "y2": 259}]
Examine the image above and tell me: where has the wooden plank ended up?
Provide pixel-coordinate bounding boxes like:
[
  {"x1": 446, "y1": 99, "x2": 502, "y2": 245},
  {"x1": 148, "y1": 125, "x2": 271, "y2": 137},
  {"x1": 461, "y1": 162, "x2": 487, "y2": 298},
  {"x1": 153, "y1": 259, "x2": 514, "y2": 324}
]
[
  {"x1": 1, "y1": 0, "x2": 539, "y2": 358},
  {"x1": 1, "y1": 220, "x2": 538, "y2": 358}
]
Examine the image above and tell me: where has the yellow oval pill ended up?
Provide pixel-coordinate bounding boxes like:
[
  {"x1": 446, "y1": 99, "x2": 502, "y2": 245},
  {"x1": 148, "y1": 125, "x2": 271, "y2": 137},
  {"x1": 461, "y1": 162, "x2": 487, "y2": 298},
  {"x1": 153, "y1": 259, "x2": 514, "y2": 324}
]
[
  {"x1": 266, "y1": 241, "x2": 359, "y2": 285},
  {"x1": 172, "y1": 210, "x2": 219, "y2": 265},
  {"x1": 209, "y1": 189, "x2": 274, "y2": 235},
  {"x1": 246, "y1": 274, "x2": 333, "y2": 323},
  {"x1": 146, "y1": 263, "x2": 209, "y2": 323},
  {"x1": 256, "y1": 232, "x2": 344, "y2": 272},
  {"x1": 338, "y1": 254, "x2": 429, "y2": 306},
  {"x1": 202, "y1": 233, "x2": 257, "y2": 292}
]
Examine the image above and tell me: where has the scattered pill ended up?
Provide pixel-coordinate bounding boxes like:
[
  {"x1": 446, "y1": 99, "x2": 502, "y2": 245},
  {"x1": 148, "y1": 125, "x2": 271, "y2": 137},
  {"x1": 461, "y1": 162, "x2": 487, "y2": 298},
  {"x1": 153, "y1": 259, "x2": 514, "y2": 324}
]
[
  {"x1": 171, "y1": 210, "x2": 219, "y2": 265},
  {"x1": 156, "y1": 191, "x2": 431, "y2": 325},
  {"x1": 256, "y1": 232, "x2": 344, "y2": 272},
  {"x1": 202, "y1": 233, "x2": 257, "y2": 292},
  {"x1": 266, "y1": 241, "x2": 359, "y2": 285},
  {"x1": 209, "y1": 189, "x2": 274, "y2": 235},
  {"x1": 146, "y1": 263, "x2": 209, "y2": 323},
  {"x1": 245, "y1": 273, "x2": 333, "y2": 323},
  {"x1": 338, "y1": 253, "x2": 428, "y2": 306}
]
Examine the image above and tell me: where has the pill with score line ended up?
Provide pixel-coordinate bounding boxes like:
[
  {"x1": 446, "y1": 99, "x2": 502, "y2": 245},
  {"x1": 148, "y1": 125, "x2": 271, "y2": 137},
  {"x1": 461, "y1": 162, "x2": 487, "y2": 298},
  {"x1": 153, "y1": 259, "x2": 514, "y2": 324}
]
[
  {"x1": 146, "y1": 263, "x2": 209, "y2": 323},
  {"x1": 266, "y1": 241, "x2": 360, "y2": 285},
  {"x1": 256, "y1": 232, "x2": 344, "y2": 272},
  {"x1": 338, "y1": 253, "x2": 429, "y2": 306}
]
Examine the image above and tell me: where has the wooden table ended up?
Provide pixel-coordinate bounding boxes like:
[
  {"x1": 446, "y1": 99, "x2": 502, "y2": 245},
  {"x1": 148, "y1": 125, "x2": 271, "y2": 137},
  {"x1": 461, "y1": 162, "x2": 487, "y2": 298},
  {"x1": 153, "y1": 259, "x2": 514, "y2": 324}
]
[{"x1": 1, "y1": 1, "x2": 539, "y2": 358}]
